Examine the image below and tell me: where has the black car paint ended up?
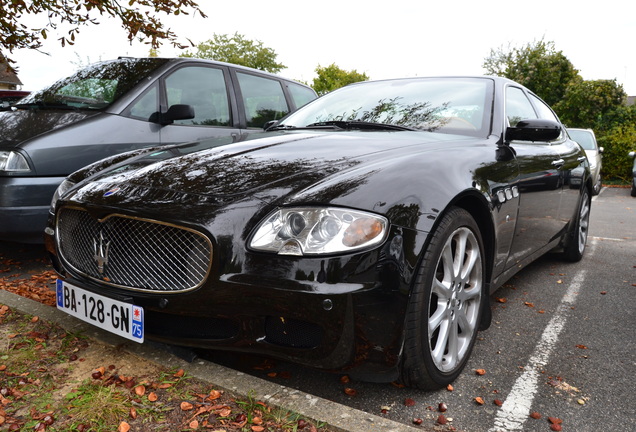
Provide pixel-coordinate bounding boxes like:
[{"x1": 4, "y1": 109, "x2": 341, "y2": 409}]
[{"x1": 45, "y1": 77, "x2": 591, "y2": 382}]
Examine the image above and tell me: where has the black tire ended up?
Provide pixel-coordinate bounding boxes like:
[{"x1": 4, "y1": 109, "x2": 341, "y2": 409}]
[
  {"x1": 563, "y1": 188, "x2": 591, "y2": 262},
  {"x1": 631, "y1": 179, "x2": 636, "y2": 197},
  {"x1": 399, "y1": 207, "x2": 485, "y2": 389},
  {"x1": 592, "y1": 174, "x2": 602, "y2": 196}
]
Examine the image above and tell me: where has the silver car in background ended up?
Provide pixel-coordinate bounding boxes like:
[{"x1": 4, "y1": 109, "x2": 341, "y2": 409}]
[{"x1": 568, "y1": 128, "x2": 603, "y2": 195}]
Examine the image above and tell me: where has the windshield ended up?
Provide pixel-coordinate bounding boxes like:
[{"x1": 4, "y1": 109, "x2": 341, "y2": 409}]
[
  {"x1": 281, "y1": 77, "x2": 493, "y2": 137},
  {"x1": 18, "y1": 58, "x2": 170, "y2": 110}
]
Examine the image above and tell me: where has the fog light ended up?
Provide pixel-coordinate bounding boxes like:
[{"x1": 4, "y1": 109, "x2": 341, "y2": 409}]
[{"x1": 322, "y1": 299, "x2": 333, "y2": 311}]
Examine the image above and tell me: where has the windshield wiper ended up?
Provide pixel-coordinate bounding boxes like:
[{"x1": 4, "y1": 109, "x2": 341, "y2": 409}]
[
  {"x1": 13, "y1": 101, "x2": 79, "y2": 111},
  {"x1": 305, "y1": 120, "x2": 414, "y2": 131}
]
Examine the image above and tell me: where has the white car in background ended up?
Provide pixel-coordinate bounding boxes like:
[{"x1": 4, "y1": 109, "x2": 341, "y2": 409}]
[{"x1": 568, "y1": 128, "x2": 603, "y2": 195}]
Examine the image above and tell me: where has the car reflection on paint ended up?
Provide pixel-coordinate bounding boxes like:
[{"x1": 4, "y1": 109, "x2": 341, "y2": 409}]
[{"x1": 45, "y1": 76, "x2": 592, "y2": 389}]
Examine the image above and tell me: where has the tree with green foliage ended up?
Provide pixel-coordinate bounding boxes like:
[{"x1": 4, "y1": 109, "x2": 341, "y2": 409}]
[
  {"x1": 0, "y1": 0, "x2": 205, "y2": 69},
  {"x1": 180, "y1": 33, "x2": 285, "y2": 73},
  {"x1": 554, "y1": 79, "x2": 626, "y2": 128},
  {"x1": 483, "y1": 39, "x2": 580, "y2": 106},
  {"x1": 484, "y1": 39, "x2": 635, "y2": 182},
  {"x1": 312, "y1": 63, "x2": 369, "y2": 95}
]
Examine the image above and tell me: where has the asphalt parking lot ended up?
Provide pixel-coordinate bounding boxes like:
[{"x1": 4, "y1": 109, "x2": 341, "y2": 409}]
[{"x1": 1, "y1": 186, "x2": 634, "y2": 431}]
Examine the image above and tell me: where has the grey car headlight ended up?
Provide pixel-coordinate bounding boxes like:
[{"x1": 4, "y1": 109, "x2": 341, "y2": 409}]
[
  {"x1": 49, "y1": 179, "x2": 76, "y2": 214},
  {"x1": 0, "y1": 150, "x2": 30, "y2": 172},
  {"x1": 250, "y1": 207, "x2": 388, "y2": 256}
]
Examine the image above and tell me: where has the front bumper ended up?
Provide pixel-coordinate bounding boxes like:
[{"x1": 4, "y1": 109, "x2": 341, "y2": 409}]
[
  {"x1": 45, "y1": 222, "x2": 422, "y2": 380},
  {"x1": 0, "y1": 176, "x2": 63, "y2": 243}
]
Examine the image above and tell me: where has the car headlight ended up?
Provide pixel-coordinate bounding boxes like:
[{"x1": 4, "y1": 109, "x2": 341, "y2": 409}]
[
  {"x1": 49, "y1": 179, "x2": 76, "y2": 214},
  {"x1": 249, "y1": 207, "x2": 388, "y2": 256},
  {"x1": 0, "y1": 150, "x2": 30, "y2": 172}
]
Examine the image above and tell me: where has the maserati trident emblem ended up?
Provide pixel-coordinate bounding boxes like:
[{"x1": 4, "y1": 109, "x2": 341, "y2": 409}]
[{"x1": 93, "y1": 232, "x2": 111, "y2": 274}]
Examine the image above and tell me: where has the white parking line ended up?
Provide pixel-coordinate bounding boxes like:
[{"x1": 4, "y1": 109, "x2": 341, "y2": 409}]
[{"x1": 488, "y1": 240, "x2": 596, "y2": 431}]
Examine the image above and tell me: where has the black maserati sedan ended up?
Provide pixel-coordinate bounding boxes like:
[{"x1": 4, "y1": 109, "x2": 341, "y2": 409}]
[{"x1": 45, "y1": 76, "x2": 592, "y2": 389}]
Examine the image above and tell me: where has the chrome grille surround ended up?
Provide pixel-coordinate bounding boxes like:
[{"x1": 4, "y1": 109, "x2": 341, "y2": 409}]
[{"x1": 56, "y1": 207, "x2": 213, "y2": 293}]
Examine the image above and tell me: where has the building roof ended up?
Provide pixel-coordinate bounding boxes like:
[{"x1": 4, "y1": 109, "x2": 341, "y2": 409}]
[{"x1": 0, "y1": 61, "x2": 23, "y2": 86}]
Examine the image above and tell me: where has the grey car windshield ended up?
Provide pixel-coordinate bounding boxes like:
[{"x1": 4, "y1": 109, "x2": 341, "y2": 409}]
[
  {"x1": 18, "y1": 58, "x2": 170, "y2": 110},
  {"x1": 281, "y1": 78, "x2": 493, "y2": 136}
]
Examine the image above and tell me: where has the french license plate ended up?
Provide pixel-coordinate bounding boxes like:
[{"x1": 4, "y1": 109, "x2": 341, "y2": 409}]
[{"x1": 56, "y1": 279, "x2": 144, "y2": 343}]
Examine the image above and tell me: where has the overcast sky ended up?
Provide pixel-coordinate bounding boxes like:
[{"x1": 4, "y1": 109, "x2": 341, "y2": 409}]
[{"x1": 10, "y1": 0, "x2": 636, "y2": 96}]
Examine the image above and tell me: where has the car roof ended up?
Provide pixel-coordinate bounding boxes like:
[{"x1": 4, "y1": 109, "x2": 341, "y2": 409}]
[{"x1": 113, "y1": 56, "x2": 312, "y2": 88}]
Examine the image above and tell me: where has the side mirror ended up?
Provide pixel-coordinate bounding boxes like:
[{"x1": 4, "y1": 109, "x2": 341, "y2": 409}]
[
  {"x1": 599, "y1": 146, "x2": 604, "y2": 154},
  {"x1": 150, "y1": 104, "x2": 195, "y2": 125},
  {"x1": 506, "y1": 119, "x2": 562, "y2": 143},
  {"x1": 263, "y1": 120, "x2": 278, "y2": 131}
]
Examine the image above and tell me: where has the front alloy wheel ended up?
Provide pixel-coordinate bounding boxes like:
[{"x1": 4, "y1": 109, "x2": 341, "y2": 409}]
[{"x1": 400, "y1": 207, "x2": 485, "y2": 389}]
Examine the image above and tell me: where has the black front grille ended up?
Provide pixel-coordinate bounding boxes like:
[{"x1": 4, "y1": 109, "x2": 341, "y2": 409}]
[
  {"x1": 57, "y1": 207, "x2": 212, "y2": 292},
  {"x1": 265, "y1": 316, "x2": 324, "y2": 348}
]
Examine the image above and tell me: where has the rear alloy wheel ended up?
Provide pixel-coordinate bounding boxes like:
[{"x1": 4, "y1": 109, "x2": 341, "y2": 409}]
[
  {"x1": 563, "y1": 188, "x2": 590, "y2": 262},
  {"x1": 400, "y1": 207, "x2": 485, "y2": 389},
  {"x1": 592, "y1": 174, "x2": 602, "y2": 195}
]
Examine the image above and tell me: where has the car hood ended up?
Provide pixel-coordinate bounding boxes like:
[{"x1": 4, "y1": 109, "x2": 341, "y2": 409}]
[
  {"x1": 0, "y1": 109, "x2": 99, "y2": 147},
  {"x1": 77, "y1": 130, "x2": 478, "y2": 201}
]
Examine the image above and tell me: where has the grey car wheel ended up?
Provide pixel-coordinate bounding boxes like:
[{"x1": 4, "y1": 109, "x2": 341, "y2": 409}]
[{"x1": 400, "y1": 207, "x2": 485, "y2": 389}]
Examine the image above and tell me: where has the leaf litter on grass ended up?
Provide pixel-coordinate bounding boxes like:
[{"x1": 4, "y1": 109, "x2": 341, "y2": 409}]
[{"x1": 0, "y1": 303, "x2": 330, "y2": 431}]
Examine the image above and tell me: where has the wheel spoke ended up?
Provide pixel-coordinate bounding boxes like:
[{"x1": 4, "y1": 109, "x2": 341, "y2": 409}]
[
  {"x1": 428, "y1": 298, "x2": 447, "y2": 333},
  {"x1": 444, "y1": 320, "x2": 460, "y2": 368},
  {"x1": 452, "y1": 230, "x2": 468, "y2": 277},
  {"x1": 431, "y1": 314, "x2": 451, "y2": 365}
]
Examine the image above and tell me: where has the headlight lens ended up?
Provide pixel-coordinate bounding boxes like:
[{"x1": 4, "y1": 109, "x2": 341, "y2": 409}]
[
  {"x1": 49, "y1": 179, "x2": 76, "y2": 214},
  {"x1": 250, "y1": 207, "x2": 388, "y2": 256},
  {"x1": 0, "y1": 150, "x2": 30, "y2": 172}
]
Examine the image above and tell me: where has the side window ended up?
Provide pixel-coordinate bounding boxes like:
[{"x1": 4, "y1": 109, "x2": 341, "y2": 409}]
[
  {"x1": 506, "y1": 86, "x2": 537, "y2": 126},
  {"x1": 237, "y1": 72, "x2": 290, "y2": 128},
  {"x1": 127, "y1": 83, "x2": 158, "y2": 120},
  {"x1": 165, "y1": 66, "x2": 231, "y2": 127},
  {"x1": 287, "y1": 82, "x2": 317, "y2": 109},
  {"x1": 528, "y1": 93, "x2": 559, "y2": 122}
]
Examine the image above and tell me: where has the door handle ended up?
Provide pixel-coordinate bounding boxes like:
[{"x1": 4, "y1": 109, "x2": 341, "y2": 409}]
[{"x1": 551, "y1": 159, "x2": 565, "y2": 168}]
